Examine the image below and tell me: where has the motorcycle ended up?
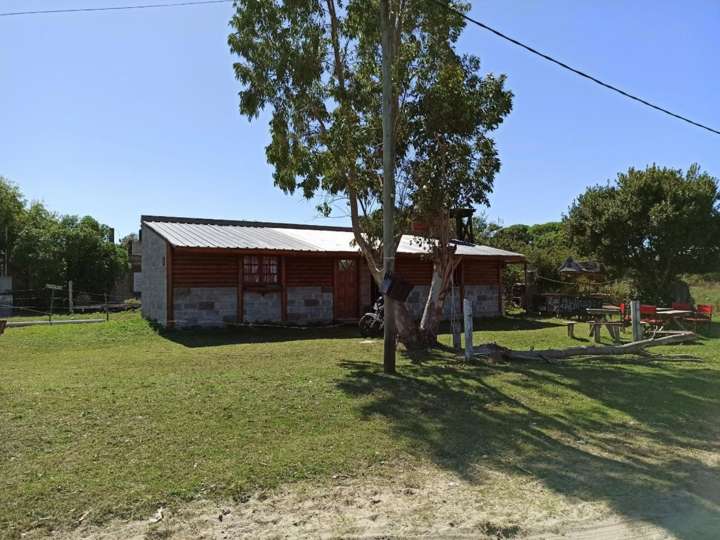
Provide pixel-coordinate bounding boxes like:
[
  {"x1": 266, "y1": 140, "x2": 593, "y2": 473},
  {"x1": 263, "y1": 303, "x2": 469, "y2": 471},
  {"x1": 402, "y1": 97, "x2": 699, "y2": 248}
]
[{"x1": 358, "y1": 295, "x2": 384, "y2": 337}]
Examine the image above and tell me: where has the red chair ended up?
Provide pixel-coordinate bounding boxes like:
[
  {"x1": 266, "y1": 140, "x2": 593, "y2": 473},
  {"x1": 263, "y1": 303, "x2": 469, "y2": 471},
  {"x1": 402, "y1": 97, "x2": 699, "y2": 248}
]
[
  {"x1": 640, "y1": 305, "x2": 663, "y2": 328},
  {"x1": 619, "y1": 303, "x2": 631, "y2": 326},
  {"x1": 686, "y1": 304, "x2": 713, "y2": 329}
]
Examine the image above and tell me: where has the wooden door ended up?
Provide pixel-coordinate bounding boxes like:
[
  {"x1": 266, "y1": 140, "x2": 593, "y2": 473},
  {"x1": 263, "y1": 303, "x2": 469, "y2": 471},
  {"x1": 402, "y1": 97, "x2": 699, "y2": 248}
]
[{"x1": 334, "y1": 258, "x2": 358, "y2": 320}]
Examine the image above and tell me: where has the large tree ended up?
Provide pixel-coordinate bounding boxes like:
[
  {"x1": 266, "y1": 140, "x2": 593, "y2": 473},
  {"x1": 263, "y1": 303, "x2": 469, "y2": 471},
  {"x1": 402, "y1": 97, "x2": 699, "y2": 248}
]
[
  {"x1": 565, "y1": 164, "x2": 720, "y2": 303},
  {"x1": 228, "y1": 0, "x2": 512, "y2": 347}
]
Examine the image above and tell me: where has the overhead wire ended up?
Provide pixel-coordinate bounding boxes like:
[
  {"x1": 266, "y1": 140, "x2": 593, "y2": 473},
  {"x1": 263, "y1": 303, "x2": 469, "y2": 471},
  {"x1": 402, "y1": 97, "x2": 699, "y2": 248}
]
[
  {"x1": 427, "y1": 0, "x2": 720, "y2": 136},
  {"x1": 1, "y1": 0, "x2": 717, "y2": 135},
  {"x1": 0, "y1": 0, "x2": 233, "y2": 17}
]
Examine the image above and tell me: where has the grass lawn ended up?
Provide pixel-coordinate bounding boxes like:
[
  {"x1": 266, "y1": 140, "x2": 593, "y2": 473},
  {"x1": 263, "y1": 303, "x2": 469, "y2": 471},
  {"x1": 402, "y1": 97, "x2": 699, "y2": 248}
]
[
  {"x1": 2, "y1": 313, "x2": 720, "y2": 538},
  {"x1": 688, "y1": 276, "x2": 720, "y2": 312}
]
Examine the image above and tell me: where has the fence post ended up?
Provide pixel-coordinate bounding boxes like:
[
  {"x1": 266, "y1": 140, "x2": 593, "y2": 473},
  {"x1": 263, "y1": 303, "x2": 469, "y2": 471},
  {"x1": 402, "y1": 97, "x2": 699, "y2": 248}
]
[
  {"x1": 49, "y1": 288, "x2": 54, "y2": 323},
  {"x1": 463, "y1": 298, "x2": 474, "y2": 360},
  {"x1": 630, "y1": 300, "x2": 642, "y2": 342},
  {"x1": 68, "y1": 281, "x2": 73, "y2": 314},
  {"x1": 452, "y1": 326, "x2": 462, "y2": 351},
  {"x1": 104, "y1": 293, "x2": 109, "y2": 322}
]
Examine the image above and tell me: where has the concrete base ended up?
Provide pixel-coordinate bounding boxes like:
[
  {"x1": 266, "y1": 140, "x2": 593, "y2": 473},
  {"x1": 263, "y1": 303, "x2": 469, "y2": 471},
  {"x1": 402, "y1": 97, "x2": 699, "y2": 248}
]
[
  {"x1": 244, "y1": 290, "x2": 281, "y2": 323},
  {"x1": 404, "y1": 284, "x2": 500, "y2": 320},
  {"x1": 154, "y1": 283, "x2": 501, "y2": 328},
  {"x1": 287, "y1": 286, "x2": 333, "y2": 323},
  {"x1": 174, "y1": 287, "x2": 237, "y2": 327},
  {"x1": 464, "y1": 285, "x2": 501, "y2": 317}
]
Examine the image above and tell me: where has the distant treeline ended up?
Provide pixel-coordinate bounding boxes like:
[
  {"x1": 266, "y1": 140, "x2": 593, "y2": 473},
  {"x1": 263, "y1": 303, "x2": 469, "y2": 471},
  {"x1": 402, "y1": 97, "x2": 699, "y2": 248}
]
[
  {"x1": 0, "y1": 176, "x2": 128, "y2": 305},
  {"x1": 476, "y1": 164, "x2": 720, "y2": 304}
]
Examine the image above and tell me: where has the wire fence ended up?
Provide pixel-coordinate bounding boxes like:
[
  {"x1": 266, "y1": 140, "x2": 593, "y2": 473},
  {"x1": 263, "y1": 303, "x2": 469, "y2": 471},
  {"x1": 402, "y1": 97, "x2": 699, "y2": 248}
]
[{"x1": 0, "y1": 287, "x2": 140, "y2": 323}]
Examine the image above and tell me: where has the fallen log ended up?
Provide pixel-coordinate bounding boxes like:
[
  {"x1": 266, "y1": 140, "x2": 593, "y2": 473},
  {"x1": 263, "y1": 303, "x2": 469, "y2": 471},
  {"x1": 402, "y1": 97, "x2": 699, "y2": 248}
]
[{"x1": 474, "y1": 331, "x2": 698, "y2": 363}]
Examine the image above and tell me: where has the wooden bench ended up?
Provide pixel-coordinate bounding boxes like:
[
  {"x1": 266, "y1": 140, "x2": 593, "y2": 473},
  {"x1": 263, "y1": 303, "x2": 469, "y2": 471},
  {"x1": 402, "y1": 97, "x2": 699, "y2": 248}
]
[
  {"x1": 565, "y1": 322, "x2": 576, "y2": 338},
  {"x1": 0, "y1": 320, "x2": 6, "y2": 336}
]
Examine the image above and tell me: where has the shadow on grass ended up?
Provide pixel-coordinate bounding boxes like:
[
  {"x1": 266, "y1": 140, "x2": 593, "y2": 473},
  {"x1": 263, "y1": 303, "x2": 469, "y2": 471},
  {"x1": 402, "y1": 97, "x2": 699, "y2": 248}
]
[
  {"x1": 159, "y1": 315, "x2": 565, "y2": 348},
  {"x1": 336, "y1": 353, "x2": 720, "y2": 539},
  {"x1": 694, "y1": 320, "x2": 720, "y2": 339},
  {"x1": 159, "y1": 324, "x2": 362, "y2": 347},
  {"x1": 462, "y1": 315, "x2": 563, "y2": 332}
]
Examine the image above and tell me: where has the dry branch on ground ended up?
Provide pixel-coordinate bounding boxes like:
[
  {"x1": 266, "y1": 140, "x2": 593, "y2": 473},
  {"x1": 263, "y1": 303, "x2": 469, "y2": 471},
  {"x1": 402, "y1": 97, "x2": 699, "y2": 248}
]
[{"x1": 473, "y1": 332, "x2": 698, "y2": 363}]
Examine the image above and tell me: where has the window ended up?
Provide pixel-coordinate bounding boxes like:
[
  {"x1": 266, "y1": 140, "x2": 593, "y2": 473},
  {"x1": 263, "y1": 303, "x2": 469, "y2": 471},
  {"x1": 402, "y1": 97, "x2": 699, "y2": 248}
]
[{"x1": 244, "y1": 255, "x2": 279, "y2": 285}]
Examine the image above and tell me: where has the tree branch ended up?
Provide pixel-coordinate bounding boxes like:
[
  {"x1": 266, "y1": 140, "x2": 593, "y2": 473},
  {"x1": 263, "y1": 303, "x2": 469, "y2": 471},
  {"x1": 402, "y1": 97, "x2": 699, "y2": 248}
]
[{"x1": 474, "y1": 332, "x2": 699, "y2": 363}]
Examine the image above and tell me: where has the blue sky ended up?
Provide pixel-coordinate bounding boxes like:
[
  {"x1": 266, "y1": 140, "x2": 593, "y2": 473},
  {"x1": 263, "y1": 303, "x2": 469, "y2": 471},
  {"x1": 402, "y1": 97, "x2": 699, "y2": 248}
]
[{"x1": 1, "y1": 0, "x2": 718, "y2": 239}]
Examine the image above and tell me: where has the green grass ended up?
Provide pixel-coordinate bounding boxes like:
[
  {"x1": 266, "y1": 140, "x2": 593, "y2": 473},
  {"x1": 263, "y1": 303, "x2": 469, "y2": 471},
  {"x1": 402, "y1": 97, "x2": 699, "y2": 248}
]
[
  {"x1": 2, "y1": 313, "x2": 720, "y2": 538},
  {"x1": 687, "y1": 275, "x2": 720, "y2": 311}
]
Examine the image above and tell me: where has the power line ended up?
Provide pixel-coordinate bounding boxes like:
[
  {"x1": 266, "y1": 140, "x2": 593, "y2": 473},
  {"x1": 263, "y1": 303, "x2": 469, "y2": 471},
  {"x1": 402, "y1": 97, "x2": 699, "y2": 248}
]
[
  {"x1": 0, "y1": 0, "x2": 232, "y2": 18},
  {"x1": 3, "y1": 0, "x2": 717, "y2": 136},
  {"x1": 428, "y1": 0, "x2": 720, "y2": 136}
]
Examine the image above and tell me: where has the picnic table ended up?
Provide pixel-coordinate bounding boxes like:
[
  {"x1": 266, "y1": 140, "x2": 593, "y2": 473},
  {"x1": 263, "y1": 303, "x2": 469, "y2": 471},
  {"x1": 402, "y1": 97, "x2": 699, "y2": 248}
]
[
  {"x1": 586, "y1": 307, "x2": 621, "y2": 318},
  {"x1": 654, "y1": 309, "x2": 694, "y2": 331},
  {"x1": 586, "y1": 307, "x2": 623, "y2": 343}
]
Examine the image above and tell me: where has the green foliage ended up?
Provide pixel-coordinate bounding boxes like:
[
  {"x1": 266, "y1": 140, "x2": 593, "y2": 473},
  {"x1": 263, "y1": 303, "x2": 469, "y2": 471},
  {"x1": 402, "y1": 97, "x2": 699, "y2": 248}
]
[
  {"x1": 1, "y1": 176, "x2": 128, "y2": 296},
  {"x1": 565, "y1": 164, "x2": 720, "y2": 303},
  {"x1": 11, "y1": 203, "x2": 66, "y2": 288},
  {"x1": 228, "y1": 0, "x2": 512, "y2": 249},
  {"x1": 61, "y1": 215, "x2": 129, "y2": 293},
  {"x1": 684, "y1": 273, "x2": 720, "y2": 311},
  {"x1": 0, "y1": 176, "x2": 25, "y2": 262},
  {"x1": 475, "y1": 216, "x2": 574, "y2": 295}
]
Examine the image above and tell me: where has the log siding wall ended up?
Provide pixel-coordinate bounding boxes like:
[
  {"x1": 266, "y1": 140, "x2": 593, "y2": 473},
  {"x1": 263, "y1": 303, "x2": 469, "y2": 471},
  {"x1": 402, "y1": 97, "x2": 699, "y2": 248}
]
[
  {"x1": 286, "y1": 256, "x2": 335, "y2": 287},
  {"x1": 462, "y1": 259, "x2": 502, "y2": 285},
  {"x1": 172, "y1": 252, "x2": 239, "y2": 288},
  {"x1": 394, "y1": 257, "x2": 434, "y2": 285}
]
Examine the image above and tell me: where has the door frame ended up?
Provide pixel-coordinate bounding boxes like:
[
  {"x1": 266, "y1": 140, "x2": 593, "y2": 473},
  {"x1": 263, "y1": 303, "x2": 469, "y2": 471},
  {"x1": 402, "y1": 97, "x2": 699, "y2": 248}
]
[{"x1": 333, "y1": 256, "x2": 360, "y2": 320}]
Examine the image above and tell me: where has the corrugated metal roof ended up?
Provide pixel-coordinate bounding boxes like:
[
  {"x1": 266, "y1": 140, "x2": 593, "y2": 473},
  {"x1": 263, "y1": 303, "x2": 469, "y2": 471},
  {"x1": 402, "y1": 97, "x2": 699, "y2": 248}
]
[{"x1": 142, "y1": 217, "x2": 525, "y2": 261}]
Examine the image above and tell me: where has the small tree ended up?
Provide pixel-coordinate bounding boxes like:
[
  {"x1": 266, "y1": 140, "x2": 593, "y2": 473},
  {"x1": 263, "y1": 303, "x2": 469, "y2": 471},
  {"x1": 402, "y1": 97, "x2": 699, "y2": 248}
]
[
  {"x1": 565, "y1": 164, "x2": 720, "y2": 303},
  {"x1": 228, "y1": 0, "x2": 511, "y2": 348},
  {"x1": 11, "y1": 203, "x2": 65, "y2": 290},
  {"x1": 0, "y1": 176, "x2": 25, "y2": 273}
]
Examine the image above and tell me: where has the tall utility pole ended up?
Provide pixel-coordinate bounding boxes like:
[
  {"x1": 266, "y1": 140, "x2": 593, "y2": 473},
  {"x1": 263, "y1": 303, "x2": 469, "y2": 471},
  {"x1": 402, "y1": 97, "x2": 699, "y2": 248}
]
[{"x1": 380, "y1": 0, "x2": 396, "y2": 374}]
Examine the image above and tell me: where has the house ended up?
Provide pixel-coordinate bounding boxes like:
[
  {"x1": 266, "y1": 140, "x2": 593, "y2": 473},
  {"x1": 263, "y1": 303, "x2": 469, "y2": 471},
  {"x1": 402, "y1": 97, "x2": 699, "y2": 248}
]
[
  {"x1": 128, "y1": 237, "x2": 143, "y2": 295},
  {"x1": 558, "y1": 257, "x2": 604, "y2": 281},
  {"x1": 138, "y1": 215, "x2": 525, "y2": 328}
]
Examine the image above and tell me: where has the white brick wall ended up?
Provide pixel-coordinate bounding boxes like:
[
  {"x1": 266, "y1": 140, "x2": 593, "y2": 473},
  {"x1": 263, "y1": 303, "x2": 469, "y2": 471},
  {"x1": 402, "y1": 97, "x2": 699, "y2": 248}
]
[
  {"x1": 244, "y1": 291, "x2": 281, "y2": 323},
  {"x1": 404, "y1": 284, "x2": 500, "y2": 320},
  {"x1": 174, "y1": 287, "x2": 237, "y2": 327},
  {"x1": 287, "y1": 286, "x2": 333, "y2": 323},
  {"x1": 139, "y1": 225, "x2": 167, "y2": 326}
]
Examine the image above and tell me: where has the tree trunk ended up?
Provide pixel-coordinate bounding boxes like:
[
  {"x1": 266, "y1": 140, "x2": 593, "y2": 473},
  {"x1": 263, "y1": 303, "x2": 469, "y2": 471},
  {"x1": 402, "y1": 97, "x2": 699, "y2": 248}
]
[
  {"x1": 418, "y1": 245, "x2": 461, "y2": 346},
  {"x1": 393, "y1": 301, "x2": 425, "y2": 351},
  {"x1": 418, "y1": 268, "x2": 447, "y2": 345}
]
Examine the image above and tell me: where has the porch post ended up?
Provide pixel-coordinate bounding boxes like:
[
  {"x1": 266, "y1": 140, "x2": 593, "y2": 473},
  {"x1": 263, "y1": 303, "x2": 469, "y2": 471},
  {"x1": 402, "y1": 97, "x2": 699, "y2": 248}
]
[
  {"x1": 523, "y1": 262, "x2": 529, "y2": 311},
  {"x1": 166, "y1": 242, "x2": 174, "y2": 328},
  {"x1": 281, "y1": 256, "x2": 287, "y2": 321}
]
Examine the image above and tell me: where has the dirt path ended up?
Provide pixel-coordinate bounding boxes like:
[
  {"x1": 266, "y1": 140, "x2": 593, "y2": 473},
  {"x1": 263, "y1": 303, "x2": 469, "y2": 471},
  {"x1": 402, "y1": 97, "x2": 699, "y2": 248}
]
[{"x1": 33, "y1": 462, "x2": 718, "y2": 540}]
